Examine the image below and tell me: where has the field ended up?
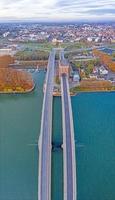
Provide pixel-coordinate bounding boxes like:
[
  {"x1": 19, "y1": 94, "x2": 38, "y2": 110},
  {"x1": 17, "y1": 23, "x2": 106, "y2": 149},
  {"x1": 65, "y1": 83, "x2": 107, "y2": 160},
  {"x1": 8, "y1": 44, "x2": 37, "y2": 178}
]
[{"x1": 19, "y1": 42, "x2": 54, "y2": 51}]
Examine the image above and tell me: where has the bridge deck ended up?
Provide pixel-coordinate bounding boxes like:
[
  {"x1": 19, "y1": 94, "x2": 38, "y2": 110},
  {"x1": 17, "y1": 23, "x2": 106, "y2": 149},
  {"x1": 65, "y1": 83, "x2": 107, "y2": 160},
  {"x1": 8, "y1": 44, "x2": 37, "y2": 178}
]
[
  {"x1": 61, "y1": 74, "x2": 77, "y2": 200},
  {"x1": 38, "y1": 50, "x2": 55, "y2": 200}
]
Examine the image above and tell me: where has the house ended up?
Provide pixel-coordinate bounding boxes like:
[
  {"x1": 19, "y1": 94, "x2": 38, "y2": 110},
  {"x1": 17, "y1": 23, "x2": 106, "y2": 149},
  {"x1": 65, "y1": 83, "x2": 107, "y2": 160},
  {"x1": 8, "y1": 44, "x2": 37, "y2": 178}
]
[
  {"x1": 99, "y1": 66, "x2": 108, "y2": 75},
  {"x1": 73, "y1": 72, "x2": 80, "y2": 82}
]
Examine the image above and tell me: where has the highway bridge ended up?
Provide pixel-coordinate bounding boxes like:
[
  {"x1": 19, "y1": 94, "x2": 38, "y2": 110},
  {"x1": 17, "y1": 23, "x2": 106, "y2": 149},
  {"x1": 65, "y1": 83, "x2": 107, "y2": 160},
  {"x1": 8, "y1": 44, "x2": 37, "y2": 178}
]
[
  {"x1": 38, "y1": 49, "x2": 55, "y2": 200},
  {"x1": 38, "y1": 48, "x2": 77, "y2": 200},
  {"x1": 60, "y1": 50, "x2": 77, "y2": 200},
  {"x1": 61, "y1": 74, "x2": 76, "y2": 200}
]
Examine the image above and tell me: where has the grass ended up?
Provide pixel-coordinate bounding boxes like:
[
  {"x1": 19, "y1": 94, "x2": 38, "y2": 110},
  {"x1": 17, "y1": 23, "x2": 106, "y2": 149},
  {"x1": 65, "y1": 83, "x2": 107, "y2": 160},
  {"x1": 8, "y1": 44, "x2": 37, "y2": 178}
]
[
  {"x1": 64, "y1": 42, "x2": 89, "y2": 51},
  {"x1": 70, "y1": 85, "x2": 115, "y2": 94},
  {"x1": 19, "y1": 42, "x2": 54, "y2": 51},
  {"x1": 19, "y1": 41, "x2": 88, "y2": 51}
]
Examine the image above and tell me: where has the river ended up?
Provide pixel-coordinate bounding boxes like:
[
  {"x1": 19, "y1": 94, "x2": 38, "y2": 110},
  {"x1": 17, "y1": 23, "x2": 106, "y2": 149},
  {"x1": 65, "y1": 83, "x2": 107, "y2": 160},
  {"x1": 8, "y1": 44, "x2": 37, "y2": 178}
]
[{"x1": 0, "y1": 71, "x2": 115, "y2": 200}]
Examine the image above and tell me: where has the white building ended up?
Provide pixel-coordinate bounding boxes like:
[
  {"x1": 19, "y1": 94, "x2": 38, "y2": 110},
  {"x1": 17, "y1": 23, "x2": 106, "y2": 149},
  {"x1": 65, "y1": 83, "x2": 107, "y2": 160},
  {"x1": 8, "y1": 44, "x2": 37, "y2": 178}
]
[
  {"x1": 99, "y1": 66, "x2": 108, "y2": 75},
  {"x1": 87, "y1": 37, "x2": 93, "y2": 42},
  {"x1": 0, "y1": 49, "x2": 12, "y2": 56},
  {"x1": 52, "y1": 38, "x2": 63, "y2": 43},
  {"x1": 73, "y1": 73, "x2": 80, "y2": 82},
  {"x1": 95, "y1": 37, "x2": 101, "y2": 43},
  {"x1": 3, "y1": 32, "x2": 10, "y2": 38}
]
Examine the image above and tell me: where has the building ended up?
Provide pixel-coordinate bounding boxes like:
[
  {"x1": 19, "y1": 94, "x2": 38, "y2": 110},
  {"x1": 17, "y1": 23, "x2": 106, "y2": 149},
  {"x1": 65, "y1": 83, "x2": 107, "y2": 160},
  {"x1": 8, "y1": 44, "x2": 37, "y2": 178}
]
[
  {"x1": 59, "y1": 59, "x2": 70, "y2": 77},
  {"x1": 89, "y1": 74, "x2": 97, "y2": 79},
  {"x1": 0, "y1": 49, "x2": 12, "y2": 56},
  {"x1": 73, "y1": 73, "x2": 80, "y2": 82},
  {"x1": 111, "y1": 39, "x2": 115, "y2": 43},
  {"x1": 52, "y1": 38, "x2": 63, "y2": 44},
  {"x1": 99, "y1": 66, "x2": 108, "y2": 75},
  {"x1": 87, "y1": 37, "x2": 93, "y2": 42}
]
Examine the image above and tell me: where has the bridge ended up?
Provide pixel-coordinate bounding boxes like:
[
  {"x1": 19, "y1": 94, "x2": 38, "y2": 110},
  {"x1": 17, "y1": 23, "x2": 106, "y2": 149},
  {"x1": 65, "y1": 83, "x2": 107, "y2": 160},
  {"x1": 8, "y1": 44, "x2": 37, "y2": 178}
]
[
  {"x1": 38, "y1": 49, "x2": 77, "y2": 200},
  {"x1": 38, "y1": 49, "x2": 55, "y2": 200},
  {"x1": 60, "y1": 51, "x2": 77, "y2": 200}
]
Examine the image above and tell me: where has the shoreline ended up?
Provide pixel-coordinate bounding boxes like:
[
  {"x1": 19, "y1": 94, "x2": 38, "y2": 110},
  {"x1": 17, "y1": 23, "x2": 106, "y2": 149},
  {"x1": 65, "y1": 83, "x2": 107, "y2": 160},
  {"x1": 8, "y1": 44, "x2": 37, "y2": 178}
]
[
  {"x1": 53, "y1": 89, "x2": 115, "y2": 97},
  {"x1": 1, "y1": 85, "x2": 114, "y2": 96},
  {"x1": 0, "y1": 84, "x2": 35, "y2": 94},
  {"x1": 72, "y1": 89, "x2": 115, "y2": 96}
]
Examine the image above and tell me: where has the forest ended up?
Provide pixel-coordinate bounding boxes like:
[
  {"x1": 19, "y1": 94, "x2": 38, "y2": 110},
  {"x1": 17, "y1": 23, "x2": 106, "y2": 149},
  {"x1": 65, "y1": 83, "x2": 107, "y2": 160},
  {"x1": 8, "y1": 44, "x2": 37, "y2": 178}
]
[{"x1": 0, "y1": 55, "x2": 34, "y2": 93}]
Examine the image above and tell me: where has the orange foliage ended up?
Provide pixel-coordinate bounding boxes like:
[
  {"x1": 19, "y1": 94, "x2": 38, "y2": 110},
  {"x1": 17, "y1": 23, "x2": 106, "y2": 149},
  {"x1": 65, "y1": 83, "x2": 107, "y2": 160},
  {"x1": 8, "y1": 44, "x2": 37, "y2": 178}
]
[
  {"x1": 93, "y1": 49, "x2": 115, "y2": 72},
  {"x1": 0, "y1": 68, "x2": 34, "y2": 92},
  {"x1": 0, "y1": 55, "x2": 15, "y2": 68},
  {"x1": 0, "y1": 55, "x2": 34, "y2": 93},
  {"x1": 80, "y1": 80, "x2": 113, "y2": 91}
]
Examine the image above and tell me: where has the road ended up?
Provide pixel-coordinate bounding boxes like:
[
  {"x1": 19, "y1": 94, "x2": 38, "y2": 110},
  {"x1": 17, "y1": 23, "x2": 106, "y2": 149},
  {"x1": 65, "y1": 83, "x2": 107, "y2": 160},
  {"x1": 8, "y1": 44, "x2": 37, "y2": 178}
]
[
  {"x1": 61, "y1": 74, "x2": 77, "y2": 200},
  {"x1": 60, "y1": 48, "x2": 76, "y2": 200},
  {"x1": 38, "y1": 48, "x2": 76, "y2": 200},
  {"x1": 38, "y1": 49, "x2": 55, "y2": 200}
]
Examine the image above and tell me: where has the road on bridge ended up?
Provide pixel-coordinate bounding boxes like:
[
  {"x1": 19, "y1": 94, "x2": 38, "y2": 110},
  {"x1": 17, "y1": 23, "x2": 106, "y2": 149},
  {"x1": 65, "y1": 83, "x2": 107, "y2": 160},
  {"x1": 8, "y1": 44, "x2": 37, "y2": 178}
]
[
  {"x1": 61, "y1": 74, "x2": 77, "y2": 200},
  {"x1": 38, "y1": 49, "x2": 55, "y2": 200}
]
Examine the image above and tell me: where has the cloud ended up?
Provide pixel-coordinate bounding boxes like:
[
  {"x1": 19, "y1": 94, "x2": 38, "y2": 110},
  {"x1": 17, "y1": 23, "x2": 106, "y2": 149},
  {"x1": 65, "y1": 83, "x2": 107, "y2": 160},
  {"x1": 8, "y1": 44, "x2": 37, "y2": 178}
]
[
  {"x1": 87, "y1": 8, "x2": 115, "y2": 15},
  {"x1": 0, "y1": 0, "x2": 115, "y2": 21}
]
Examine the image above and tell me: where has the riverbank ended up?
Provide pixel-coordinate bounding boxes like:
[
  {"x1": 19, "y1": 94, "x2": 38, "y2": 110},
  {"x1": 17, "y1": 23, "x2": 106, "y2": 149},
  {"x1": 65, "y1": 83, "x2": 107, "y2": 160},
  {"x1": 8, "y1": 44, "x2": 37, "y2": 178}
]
[
  {"x1": 0, "y1": 83, "x2": 35, "y2": 94},
  {"x1": 53, "y1": 85, "x2": 115, "y2": 97},
  {"x1": 53, "y1": 89, "x2": 115, "y2": 97},
  {"x1": 70, "y1": 85, "x2": 115, "y2": 95}
]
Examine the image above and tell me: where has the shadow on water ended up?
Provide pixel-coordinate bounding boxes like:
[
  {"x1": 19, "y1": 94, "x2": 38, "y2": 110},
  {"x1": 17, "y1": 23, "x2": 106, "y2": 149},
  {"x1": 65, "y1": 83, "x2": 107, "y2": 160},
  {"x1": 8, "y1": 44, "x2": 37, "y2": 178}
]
[
  {"x1": 51, "y1": 97, "x2": 63, "y2": 200},
  {"x1": 52, "y1": 141, "x2": 63, "y2": 152}
]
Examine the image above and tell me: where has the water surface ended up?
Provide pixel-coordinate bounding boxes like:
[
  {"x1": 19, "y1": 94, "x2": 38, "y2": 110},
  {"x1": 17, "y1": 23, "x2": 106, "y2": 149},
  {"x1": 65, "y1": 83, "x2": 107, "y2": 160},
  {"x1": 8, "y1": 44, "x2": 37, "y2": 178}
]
[{"x1": 0, "y1": 72, "x2": 115, "y2": 200}]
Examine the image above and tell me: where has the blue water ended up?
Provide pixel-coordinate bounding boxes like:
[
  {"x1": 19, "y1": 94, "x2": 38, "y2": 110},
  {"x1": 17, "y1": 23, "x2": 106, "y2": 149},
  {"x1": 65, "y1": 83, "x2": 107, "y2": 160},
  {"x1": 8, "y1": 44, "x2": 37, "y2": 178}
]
[
  {"x1": 52, "y1": 97, "x2": 63, "y2": 200},
  {"x1": 0, "y1": 71, "x2": 115, "y2": 200},
  {"x1": 0, "y1": 71, "x2": 44, "y2": 200},
  {"x1": 72, "y1": 92, "x2": 115, "y2": 200}
]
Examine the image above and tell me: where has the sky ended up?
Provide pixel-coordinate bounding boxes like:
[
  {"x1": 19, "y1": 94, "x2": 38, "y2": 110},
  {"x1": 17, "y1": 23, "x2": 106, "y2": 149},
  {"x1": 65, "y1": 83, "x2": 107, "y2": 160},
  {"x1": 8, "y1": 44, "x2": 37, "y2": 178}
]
[{"x1": 0, "y1": 0, "x2": 115, "y2": 22}]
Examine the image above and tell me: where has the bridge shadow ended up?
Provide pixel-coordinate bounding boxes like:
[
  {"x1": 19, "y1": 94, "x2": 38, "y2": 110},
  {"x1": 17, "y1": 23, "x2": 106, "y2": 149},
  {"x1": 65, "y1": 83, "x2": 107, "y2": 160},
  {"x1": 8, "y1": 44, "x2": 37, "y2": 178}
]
[{"x1": 52, "y1": 142, "x2": 63, "y2": 152}]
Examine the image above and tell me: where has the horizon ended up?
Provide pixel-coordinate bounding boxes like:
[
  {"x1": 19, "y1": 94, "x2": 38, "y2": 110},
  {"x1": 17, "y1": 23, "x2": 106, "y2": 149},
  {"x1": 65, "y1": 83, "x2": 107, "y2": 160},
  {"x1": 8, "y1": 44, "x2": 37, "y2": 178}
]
[{"x1": 0, "y1": 19, "x2": 115, "y2": 24}]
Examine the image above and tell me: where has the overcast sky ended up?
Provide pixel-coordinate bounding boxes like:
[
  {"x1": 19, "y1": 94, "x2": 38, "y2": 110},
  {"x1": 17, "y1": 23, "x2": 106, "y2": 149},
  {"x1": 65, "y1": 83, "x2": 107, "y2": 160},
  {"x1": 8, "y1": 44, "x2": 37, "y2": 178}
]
[{"x1": 0, "y1": 0, "x2": 115, "y2": 21}]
